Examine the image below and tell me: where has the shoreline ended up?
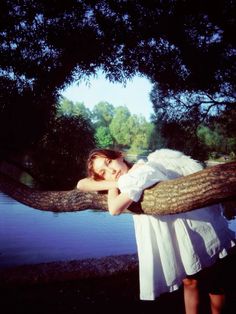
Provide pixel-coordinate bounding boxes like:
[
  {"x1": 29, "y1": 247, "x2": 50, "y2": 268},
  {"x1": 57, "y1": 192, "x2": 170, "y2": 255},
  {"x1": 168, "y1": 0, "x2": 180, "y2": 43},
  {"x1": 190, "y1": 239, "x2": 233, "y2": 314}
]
[
  {"x1": 0, "y1": 254, "x2": 186, "y2": 314},
  {"x1": 0, "y1": 254, "x2": 139, "y2": 286},
  {"x1": 1, "y1": 253, "x2": 236, "y2": 314}
]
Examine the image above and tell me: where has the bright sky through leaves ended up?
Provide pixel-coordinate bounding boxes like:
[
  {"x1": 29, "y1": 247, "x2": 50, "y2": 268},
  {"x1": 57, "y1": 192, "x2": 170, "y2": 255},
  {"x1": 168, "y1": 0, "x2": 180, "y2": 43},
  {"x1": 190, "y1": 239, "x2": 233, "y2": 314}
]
[{"x1": 60, "y1": 72, "x2": 154, "y2": 121}]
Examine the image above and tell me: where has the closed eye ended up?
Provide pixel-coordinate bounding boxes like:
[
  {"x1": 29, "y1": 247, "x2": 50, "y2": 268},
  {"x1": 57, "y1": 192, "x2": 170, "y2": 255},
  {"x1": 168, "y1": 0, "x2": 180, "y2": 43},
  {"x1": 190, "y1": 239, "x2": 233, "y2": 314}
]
[{"x1": 106, "y1": 158, "x2": 111, "y2": 165}]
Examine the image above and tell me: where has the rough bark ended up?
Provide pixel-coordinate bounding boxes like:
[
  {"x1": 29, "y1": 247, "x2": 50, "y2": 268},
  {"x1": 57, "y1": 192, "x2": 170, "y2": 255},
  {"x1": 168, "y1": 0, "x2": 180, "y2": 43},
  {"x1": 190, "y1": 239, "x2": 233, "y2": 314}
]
[{"x1": 0, "y1": 162, "x2": 236, "y2": 215}]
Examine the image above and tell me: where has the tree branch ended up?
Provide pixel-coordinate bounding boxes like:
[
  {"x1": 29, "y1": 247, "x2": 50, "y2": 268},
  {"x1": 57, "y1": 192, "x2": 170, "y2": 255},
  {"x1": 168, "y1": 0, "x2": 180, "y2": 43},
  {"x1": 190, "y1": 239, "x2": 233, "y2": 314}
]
[{"x1": 0, "y1": 162, "x2": 236, "y2": 215}]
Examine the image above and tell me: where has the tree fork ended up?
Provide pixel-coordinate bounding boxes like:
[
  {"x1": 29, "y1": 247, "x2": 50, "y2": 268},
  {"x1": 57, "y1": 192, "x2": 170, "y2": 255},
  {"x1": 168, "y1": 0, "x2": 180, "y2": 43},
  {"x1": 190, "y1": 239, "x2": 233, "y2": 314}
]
[{"x1": 0, "y1": 162, "x2": 236, "y2": 215}]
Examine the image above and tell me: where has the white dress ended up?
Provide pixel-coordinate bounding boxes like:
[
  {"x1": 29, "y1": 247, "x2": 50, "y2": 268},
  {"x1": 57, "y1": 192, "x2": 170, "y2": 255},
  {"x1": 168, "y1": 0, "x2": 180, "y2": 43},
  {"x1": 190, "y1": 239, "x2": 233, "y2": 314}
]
[{"x1": 117, "y1": 149, "x2": 235, "y2": 300}]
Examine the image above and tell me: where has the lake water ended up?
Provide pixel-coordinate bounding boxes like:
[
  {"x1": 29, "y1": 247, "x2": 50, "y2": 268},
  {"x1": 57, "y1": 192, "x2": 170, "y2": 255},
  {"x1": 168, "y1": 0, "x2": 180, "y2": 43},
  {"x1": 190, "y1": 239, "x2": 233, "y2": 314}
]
[
  {"x1": 1, "y1": 192, "x2": 236, "y2": 270},
  {"x1": 0, "y1": 192, "x2": 137, "y2": 269}
]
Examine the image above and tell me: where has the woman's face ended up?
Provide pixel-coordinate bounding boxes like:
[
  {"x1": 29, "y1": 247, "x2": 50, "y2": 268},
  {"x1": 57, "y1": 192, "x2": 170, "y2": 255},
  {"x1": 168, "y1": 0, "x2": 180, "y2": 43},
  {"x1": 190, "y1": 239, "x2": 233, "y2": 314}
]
[{"x1": 93, "y1": 156, "x2": 129, "y2": 181}]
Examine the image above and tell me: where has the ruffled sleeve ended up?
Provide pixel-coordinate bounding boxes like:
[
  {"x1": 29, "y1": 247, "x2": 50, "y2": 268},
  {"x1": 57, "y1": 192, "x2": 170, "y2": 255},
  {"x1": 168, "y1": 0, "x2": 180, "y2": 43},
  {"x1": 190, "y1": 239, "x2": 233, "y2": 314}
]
[{"x1": 117, "y1": 163, "x2": 168, "y2": 202}]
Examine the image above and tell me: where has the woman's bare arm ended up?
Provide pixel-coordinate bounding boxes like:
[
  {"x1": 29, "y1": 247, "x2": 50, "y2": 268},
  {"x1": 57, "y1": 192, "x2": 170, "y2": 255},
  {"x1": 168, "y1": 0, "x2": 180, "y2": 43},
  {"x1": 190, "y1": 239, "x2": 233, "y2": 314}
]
[
  {"x1": 77, "y1": 178, "x2": 132, "y2": 215},
  {"x1": 77, "y1": 177, "x2": 117, "y2": 192}
]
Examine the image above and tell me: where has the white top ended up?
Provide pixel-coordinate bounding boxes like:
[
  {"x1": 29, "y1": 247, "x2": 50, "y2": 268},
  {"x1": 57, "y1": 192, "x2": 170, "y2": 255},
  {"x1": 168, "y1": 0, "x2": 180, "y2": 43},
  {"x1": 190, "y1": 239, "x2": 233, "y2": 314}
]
[{"x1": 118, "y1": 149, "x2": 235, "y2": 300}]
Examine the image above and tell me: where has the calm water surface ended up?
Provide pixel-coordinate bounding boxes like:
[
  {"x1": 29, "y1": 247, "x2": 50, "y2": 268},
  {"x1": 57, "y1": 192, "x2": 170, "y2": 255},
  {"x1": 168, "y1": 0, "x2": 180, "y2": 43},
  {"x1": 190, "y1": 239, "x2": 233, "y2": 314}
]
[
  {"x1": 0, "y1": 192, "x2": 137, "y2": 269},
  {"x1": 1, "y1": 192, "x2": 236, "y2": 270}
]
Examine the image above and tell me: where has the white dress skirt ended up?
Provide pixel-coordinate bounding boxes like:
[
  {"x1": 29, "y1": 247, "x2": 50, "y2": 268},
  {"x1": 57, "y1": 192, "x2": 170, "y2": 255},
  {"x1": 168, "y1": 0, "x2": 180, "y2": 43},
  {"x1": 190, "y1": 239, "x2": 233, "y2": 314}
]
[{"x1": 117, "y1": 149, "x2": 236, "y2": 300}]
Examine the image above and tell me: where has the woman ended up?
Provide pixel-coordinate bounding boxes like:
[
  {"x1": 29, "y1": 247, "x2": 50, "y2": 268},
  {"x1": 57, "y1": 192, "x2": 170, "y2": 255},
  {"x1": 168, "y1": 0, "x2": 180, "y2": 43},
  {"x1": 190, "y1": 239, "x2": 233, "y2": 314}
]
[{"x1": 77, "y1": 148, "x2": 235, "y2": 314}]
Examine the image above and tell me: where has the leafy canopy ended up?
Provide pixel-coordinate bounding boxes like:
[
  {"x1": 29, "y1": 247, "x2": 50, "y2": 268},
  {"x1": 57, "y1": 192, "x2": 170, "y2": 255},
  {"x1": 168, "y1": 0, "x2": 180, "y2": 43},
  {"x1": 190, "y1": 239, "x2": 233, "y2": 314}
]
[{"x1": 0, "y1": 0, "x2": 235, "y2": 153}]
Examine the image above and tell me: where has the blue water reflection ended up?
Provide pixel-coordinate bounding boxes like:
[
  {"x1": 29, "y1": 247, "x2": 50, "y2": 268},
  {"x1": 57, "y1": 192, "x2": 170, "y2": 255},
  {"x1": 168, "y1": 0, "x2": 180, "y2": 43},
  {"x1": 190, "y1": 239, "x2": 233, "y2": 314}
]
[
  {"x1": 1, "y1": 192, "x2": 236, "y2": 270},
  {"x1": 0, "y1": 192, "x2": 137, "y2": 268}
]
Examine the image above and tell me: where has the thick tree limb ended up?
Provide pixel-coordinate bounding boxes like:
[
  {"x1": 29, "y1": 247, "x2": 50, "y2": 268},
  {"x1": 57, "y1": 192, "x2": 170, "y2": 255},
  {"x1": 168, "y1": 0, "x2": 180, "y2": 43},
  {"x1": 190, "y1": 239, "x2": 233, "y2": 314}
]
[{"x1": 0, "y1": 162, "x2": 236, "y2": 215}]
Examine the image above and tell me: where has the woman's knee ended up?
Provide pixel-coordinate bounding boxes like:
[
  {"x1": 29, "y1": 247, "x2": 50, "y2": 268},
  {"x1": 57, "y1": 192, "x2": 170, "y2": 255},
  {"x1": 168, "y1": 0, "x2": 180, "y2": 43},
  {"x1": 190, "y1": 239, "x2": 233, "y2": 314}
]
[{"x1": 183, "y1": 278, "x2": 199, "y2": 289}]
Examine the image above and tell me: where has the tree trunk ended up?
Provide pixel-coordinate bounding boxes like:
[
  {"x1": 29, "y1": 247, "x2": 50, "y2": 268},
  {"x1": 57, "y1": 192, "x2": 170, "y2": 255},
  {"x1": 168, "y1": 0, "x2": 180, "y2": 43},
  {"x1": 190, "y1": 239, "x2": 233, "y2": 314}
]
[{"x1": 0, "y1": 162, "x2": 236, "y2": 215}]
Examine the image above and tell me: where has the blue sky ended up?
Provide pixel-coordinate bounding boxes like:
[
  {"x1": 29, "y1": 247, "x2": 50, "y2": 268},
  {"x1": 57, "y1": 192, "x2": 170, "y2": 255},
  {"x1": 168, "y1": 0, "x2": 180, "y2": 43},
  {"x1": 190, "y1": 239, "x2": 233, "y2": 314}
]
[{"x1": 60, "y1": 71, "x2": 154, "y2": 121}]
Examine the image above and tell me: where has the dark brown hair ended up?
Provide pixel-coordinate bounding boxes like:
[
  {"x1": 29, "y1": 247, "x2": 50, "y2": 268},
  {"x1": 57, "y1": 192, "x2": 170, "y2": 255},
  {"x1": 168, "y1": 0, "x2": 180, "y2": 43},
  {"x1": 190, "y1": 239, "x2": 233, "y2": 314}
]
[{"x1": 87, "y1": 148, "x2": 132, "y2": 180}]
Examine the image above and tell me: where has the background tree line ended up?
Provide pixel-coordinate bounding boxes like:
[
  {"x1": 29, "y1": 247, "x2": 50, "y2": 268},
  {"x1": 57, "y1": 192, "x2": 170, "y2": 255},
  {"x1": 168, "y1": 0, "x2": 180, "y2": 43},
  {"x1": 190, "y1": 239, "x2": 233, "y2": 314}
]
[
  {"x1": 27, "y1": 94, "x2": 235, "y2": 191},
  {"x1": 57, "y1": 96, "x2": 236, "y2": 161},
  {"x1": 58, "y1": 98, "x2": 153, "y2": 153}
]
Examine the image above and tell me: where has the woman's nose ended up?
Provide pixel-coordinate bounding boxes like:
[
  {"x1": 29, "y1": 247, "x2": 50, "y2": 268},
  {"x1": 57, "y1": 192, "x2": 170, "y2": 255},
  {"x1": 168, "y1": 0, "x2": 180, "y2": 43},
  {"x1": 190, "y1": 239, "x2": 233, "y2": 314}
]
[{"x1": 107, "y1": 167, "x2": 115, "y2": 174}]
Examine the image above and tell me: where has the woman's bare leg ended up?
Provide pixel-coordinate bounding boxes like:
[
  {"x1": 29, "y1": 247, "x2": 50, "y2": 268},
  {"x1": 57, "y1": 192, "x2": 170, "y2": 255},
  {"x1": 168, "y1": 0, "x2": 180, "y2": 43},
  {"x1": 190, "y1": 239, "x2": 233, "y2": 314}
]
[
  {"x1": 183, "y1": 278, "x2": 200, "y2": 314},
  {"x1": 209, "y1": 293, "x2": 225, "y2": 314}
]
